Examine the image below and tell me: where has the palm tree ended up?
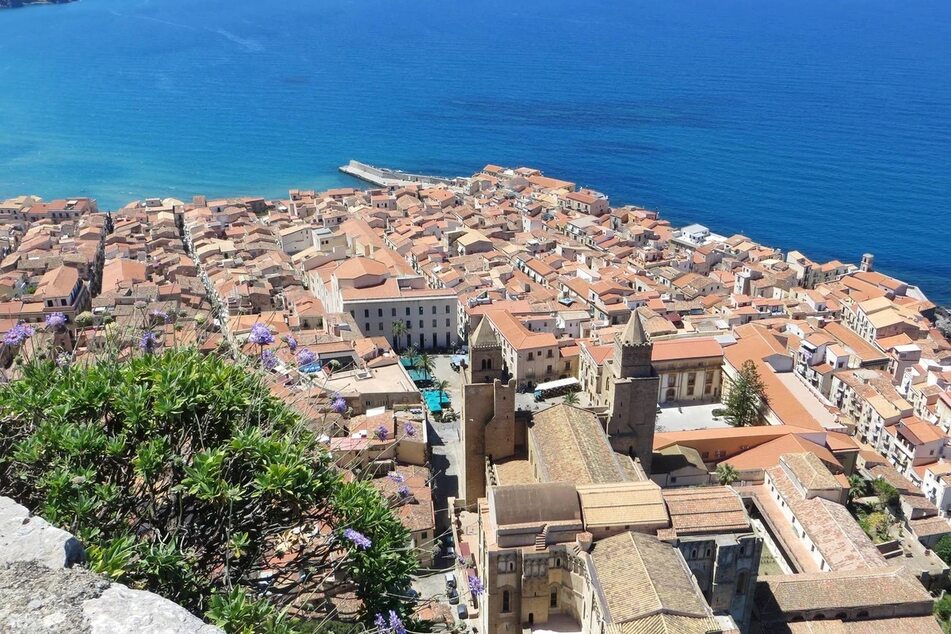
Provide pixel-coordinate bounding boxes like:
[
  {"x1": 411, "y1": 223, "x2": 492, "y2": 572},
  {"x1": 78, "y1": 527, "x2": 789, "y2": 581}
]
[
  {"x1": 391, "y1": 320, "x2": 407, "y2": 352},
  {"x1": 847, "y1": 473, "x2": 867, "y2": 503},
  {"x1": 433, "y1": 379, "x2": 450, "y2": 406},
  {"x1": 418, "y1": 353, "x2": 436, "y2": 381},
  {"x1": 562, "y1": 391, "x2": 580, "y2": 406},
  {"x1": 715, "y1": 462, "x2": 739, "y2": 486}
]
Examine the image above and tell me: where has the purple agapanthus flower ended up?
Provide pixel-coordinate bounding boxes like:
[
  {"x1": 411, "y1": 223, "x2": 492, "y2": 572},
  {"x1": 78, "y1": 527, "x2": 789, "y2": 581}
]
[
  {"x1": 397, "y1": 484, "x2": 411, "y2": 498},
  {"x1": 468, "y1": 574, "x2": 484, "y2": 597},
  {"x1": 403, "y1": 422, "x2": 416, "y2": 438},
  {"x1": 139, "y1": 331, "x2": 160, "y2": 353},
  {"x1": 44, "y1": 312, "x2": 67, "y2": 331},
  {"x1": 151, "y1": 309, "x2": 170, "y2": 324},
  {"x1": 388, "y1": 611, "x2": 406, "y2": 634},
  {"x1": 3, "y1": 322, "x2": 35, "y2": 346},
  {"x1": 296, "y1": 348, "x2": 316, "y2": 366},
  {"x1": 374, "y1": 424, "x2": 389, "y2": 441},
  {"x1": 248, "y1": 322, "x2": 274, "y2": 346},
  {"x1": 388, "y1": 471, "x2": 405, "y2": 484},
  {"x1": 374, "y1": 613, "x2": 387, "y2": 632},
  {"x1": 283, "y1": 334, "x2": 298, "y2": 352},
  {"x1": 343, "y1": 528, "x2": 372, "y2": 550},
  {"x1": 331, "y1": 396, "x2": 348, "y2": 414},
  {"x1": 261, "y1": 349, "x2": 278, "y2": 370}
]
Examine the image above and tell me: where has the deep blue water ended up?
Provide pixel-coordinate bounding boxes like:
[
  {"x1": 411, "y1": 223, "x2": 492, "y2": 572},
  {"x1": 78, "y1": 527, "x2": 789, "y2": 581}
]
[{"x1": 1, "y1": 0, "x2": 949, "y2": 302}]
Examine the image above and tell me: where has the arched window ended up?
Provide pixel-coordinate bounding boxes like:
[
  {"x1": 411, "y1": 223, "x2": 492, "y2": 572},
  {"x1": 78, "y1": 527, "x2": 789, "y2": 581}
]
[{"x1": 502, "y1": 590, "x2": 511, "y2": 613}]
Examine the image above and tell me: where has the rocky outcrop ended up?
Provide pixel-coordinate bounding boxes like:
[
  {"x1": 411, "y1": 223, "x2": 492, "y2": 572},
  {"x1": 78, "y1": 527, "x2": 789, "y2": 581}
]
[{"x1": 0, "y1": 497, "x2": 221, "y2": 634}]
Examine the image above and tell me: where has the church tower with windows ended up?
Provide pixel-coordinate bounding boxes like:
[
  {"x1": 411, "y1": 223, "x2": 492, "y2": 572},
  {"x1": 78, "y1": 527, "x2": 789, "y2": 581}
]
[
  {"x1": 461, "y1": 318, "x2": 517, "y2": 506},
  {"x1": 605, "y1": 310, "x2": 659, "y2": 473},
  {"x1": 467, "y1": 318, "x2": 505, "y2": 384}
]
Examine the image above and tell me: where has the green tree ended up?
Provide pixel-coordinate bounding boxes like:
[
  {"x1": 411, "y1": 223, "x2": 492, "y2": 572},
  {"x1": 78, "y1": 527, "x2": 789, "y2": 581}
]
[
  {"x1": 723, "y1": 360, "x2": 769, "y2": 427},
  {"x1": 872, "y1": 478, "x2": 899, "y2": 508},
  {"x1": 715, "y1": 462, "x2": 739, "y2": 486},
  {"x1": 562, "y1": 391, "x2": 579, "y2": 406},
  {"x1": 391, "y1": 321, "x2": 407, "y2": 352},
  {"x1": 933, "y1": 592, "x2": 951, "y2": 630},
  {"x1": 934, "y1": 535, "x2": 951, "y2": 566},
  {"x1": 0, "y1": 348, "x2": 417, "y2": 631}
]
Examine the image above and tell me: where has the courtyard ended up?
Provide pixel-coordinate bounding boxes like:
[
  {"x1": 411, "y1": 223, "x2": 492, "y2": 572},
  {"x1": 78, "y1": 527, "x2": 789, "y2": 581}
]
[{"x1": 655, "y1": 401, "x2": 731, "y2": 433}]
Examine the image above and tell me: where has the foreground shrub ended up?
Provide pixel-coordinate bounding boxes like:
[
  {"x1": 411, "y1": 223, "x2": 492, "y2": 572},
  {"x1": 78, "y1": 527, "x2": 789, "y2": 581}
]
[{"x1": 0, "y1": 348, "x2": 416, "y2": 631}]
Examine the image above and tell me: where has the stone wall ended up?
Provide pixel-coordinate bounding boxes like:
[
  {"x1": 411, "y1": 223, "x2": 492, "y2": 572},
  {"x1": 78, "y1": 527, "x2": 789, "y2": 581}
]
[{"x1": 0, "y1": 496, "x2": 221, "y2": 634}]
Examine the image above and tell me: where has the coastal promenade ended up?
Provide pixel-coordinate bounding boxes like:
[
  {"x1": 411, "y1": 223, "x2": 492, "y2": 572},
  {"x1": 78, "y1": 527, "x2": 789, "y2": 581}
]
[{"x1": 339, "y1": 160, "x2": 466, "y2": 188}]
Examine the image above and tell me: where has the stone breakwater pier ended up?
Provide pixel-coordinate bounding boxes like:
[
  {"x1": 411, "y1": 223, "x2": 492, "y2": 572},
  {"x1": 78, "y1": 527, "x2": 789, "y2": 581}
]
[{"x1": 339, "y1": 160, "x2": 467, "y2": 188}]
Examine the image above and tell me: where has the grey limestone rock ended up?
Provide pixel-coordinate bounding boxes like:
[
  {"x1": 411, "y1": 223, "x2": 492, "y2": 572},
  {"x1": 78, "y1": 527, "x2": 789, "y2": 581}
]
[
  {"x1": 0, "y1": 497, "x2": 86, "y2": 569},
  {"x1": 83, "y1": 584, "x2": 222, "y2": 634},
  {"x1": 0, "y1": 497, "x2": 222, "y2": 633}
]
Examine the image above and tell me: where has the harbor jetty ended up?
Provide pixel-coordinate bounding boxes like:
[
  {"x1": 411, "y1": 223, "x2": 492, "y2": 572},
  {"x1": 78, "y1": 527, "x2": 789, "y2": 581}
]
[{"x1": 339, "y1": 160, "x2": 467, "y2": 188}]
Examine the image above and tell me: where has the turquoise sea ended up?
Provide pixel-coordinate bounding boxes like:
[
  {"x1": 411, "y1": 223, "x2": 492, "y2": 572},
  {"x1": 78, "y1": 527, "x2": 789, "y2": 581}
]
[{"x1": 1, "y1": 0, "x2": 949, "y2": 301}]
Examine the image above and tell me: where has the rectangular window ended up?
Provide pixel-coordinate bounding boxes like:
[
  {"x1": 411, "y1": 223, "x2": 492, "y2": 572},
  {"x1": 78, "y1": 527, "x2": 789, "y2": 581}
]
[
  {"x1": 432, "y1": 319, "x2": 437, "y2": 328},
  {"x1": 432, "y1": 306, "x2": 437, "y2": 314},
  {"x1": 550, "y1": 591, "x2": 557, "y2": 608},
  {"x1": 446, "y1": 318, "x2": 450, "y2": 327},
  {"x1": 446, "y1": 305, "x2": 450, "y2": 313},
  {"x1": 406, "y1": 307, "x2": 411, "y2": 316},
  {"x1": 392, "y1": 308, "x2": 397, "y2": 317},
  {"x1": 364, "y1": 309, "x2": 370, "y2": 318},
  {"x1": 528, "y1": 352, "x2": 534, "y2": 361},
  {"x1": 378, "y1": 308, "x2": 383, "y2": 317}
]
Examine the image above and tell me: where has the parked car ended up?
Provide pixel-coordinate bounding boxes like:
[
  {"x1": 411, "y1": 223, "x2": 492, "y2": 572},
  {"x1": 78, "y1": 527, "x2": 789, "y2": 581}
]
[
  {"x1": 447, "y1": 587, "x2": 460, "y2": 605},
  {"x1": 456, "y1": 604, "x2": 468, "y2": 620},
  {"x1": 444, "y1": 571, "x2": 457, "y2": 591}
]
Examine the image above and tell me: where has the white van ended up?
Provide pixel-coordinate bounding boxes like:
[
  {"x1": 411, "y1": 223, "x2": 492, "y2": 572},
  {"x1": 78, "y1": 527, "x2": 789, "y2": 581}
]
[{"x1": 444, "y1": 572, "x2": 457, "y2": 590}]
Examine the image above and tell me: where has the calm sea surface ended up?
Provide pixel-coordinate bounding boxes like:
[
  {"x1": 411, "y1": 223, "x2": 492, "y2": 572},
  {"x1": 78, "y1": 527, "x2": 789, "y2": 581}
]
[{"x1": 1, "y1": 0, "x2": 949, "y2": 301}]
